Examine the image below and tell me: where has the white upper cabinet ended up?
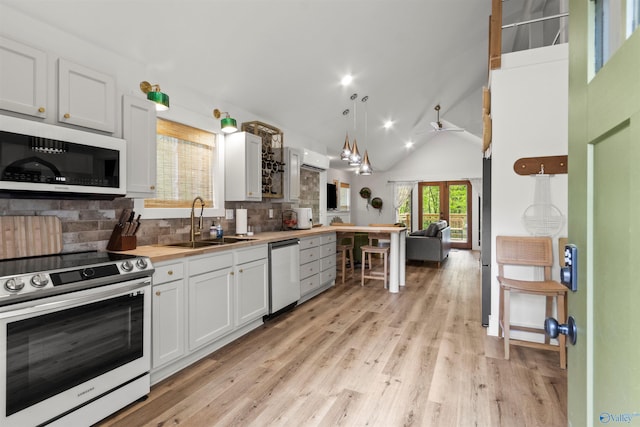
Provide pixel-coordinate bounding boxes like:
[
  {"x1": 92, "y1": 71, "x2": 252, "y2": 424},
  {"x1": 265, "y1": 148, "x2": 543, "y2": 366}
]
[
  {"x1": 284, "y1": 147, "x2": 301, "y2": 202},
  {"x1": 224, "y1": 132, "x2": 262, "y2": 201},
  {"x1": 57, "y1": 58, "x2": 115, "y2": 132},
  {"x1": 122, "y1": 94, "x2": 157, "y2": 197},
  {"x1": 0, "y1": 36, "x2": 47, "y2": 118}
]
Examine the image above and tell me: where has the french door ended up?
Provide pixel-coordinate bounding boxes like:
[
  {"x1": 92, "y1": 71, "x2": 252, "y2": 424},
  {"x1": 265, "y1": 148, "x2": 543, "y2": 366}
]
[{"x1": 418, "y1": 181, "x2": 472, "y2": 249}]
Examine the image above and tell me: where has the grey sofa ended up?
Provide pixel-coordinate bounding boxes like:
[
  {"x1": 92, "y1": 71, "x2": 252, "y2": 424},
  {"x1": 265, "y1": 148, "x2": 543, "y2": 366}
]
[{"x1": 406, "y1": 220, "x2": 451, "y2": 267}]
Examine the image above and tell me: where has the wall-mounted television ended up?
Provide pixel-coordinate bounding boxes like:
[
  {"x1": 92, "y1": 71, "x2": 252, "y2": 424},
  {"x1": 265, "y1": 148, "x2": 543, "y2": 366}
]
[{"x1": 327, "y1": 183, "x2": 337, "y2": 209}]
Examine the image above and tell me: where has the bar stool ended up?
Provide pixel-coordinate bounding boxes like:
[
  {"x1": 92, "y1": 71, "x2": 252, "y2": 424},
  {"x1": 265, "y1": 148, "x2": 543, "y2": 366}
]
[
  {"x1": 336, "y1": 232, "x2": 355, "y2": 284},
  {"x1": 364, "y1": 231, "x2": 391, "y2": 269},
  {"x1": 360, "y1": 244, "x2": 390, "y2": 288},
  {"x1": 496, "y1": 235, "x2": 568, "y2": 369}
]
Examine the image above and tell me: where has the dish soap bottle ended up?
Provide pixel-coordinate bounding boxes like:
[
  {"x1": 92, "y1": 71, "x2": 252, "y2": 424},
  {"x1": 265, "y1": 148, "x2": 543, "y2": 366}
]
[{"x1": 215, "y1": 219, "x2": 223, "y2": 239}]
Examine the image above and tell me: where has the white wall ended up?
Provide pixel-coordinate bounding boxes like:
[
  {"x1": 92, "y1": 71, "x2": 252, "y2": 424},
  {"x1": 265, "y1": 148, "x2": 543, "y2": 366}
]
[
  {"x1": 488, "y1": 44, "x2": 569, "y2": 337},
  {"x1": 349, "y1": 130, "x2": 484, "y2": 250}
]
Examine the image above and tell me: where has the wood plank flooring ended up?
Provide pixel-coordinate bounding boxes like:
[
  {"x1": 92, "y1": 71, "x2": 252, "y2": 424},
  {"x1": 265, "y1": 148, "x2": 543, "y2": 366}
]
[{"x1": 97, "y1": 250, "x2": 567, "y2": 427}]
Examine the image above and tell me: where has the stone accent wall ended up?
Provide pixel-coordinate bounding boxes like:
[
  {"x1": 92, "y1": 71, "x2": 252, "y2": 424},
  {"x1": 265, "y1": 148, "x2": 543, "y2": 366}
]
[
  {"x1": 299, "y1": 168, "x2": 320, "y2": 223},
  {"x1": 0, "y1": 197, "x2": 299, "y2": 253}
]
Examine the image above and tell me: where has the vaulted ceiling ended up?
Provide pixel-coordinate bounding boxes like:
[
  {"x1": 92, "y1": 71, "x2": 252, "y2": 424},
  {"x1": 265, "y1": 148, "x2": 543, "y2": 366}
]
[{"x1": 4, "y1": 0, "x2": 555, "y2": 172}]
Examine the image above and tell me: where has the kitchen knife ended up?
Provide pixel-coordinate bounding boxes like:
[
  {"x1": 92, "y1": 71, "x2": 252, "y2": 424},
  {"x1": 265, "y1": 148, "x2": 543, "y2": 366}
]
[
  {"x1": 117, "y1": 209, "x2": 129, "y2": 227},
  {"x1": 124, "y1": 211, "x2": 136, "y2": 235},
  {"x1": 132, "y1": 214, "x2": 142, "y2": 236}
]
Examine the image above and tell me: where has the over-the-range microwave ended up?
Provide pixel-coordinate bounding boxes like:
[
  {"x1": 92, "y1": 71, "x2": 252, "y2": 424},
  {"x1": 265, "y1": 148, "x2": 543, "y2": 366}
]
[{"x1": 0, "y1": 115, "x2": 126, "y2": 199}]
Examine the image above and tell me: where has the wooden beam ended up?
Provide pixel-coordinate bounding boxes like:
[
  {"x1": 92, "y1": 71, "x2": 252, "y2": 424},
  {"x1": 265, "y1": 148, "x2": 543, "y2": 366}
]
[{"x1": 489, "y1": 0, "x2": 502, "y2": 70}]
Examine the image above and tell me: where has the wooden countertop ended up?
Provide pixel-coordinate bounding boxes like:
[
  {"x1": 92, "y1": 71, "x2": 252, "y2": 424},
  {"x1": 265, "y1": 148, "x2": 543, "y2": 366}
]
[{"x1": 114, "y1": 225, "x2": 406, "y2": 263}]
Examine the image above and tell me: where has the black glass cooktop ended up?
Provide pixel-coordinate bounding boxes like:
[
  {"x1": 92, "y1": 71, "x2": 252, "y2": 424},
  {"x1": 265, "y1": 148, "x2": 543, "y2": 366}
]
[{"x1": 0, "y1": 250, "x2": 138, "y2": 277}]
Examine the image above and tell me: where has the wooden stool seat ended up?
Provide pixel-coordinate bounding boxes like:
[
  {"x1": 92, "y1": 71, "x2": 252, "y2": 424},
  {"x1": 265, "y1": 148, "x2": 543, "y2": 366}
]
[
  {"x1": 496, "y1": 235, "x2": 568, "y2": 369},
  {"x1": 360, "y1": 245, "x2": 389, "y2": 288},
  {"x1": 336, "y1": 232, "x2": 355, "y2": 284}
]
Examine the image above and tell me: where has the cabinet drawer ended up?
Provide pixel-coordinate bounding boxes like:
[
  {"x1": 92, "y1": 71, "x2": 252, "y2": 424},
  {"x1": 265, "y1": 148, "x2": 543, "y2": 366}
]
[
  {"x1": 189, "y1": 252, "x2": 233, "y2": 276},
  {"x1": 320, "y1": 254, "x2": 336, "y2": 271},
  {"x1": 300, "y1": 274, "x2": 320, "y2": 295},
  {"x1": 299, "y1": 236, "x2": 319, "y2": 250},
  {"x1": 154, "y1": 261, "x2": 184, "y2": 285},
  {"x1": 300, "y1": 260, "x2": 319, "y2": 279},
  {"x1": 321, "y1": 233, "x2": 337, "y2": 244},
  {"x1": 300, "y1": 246, "x2": 320, "y2": 264},
  {"x1": 320, "y1": 267, "x2": 336, "y2": 285},
  {"x1": 321, "y1": 243, "x2": 336, "y2": 258},
  {"x1": 235, "y1": 245, "x2": 268, "y2": 264}
]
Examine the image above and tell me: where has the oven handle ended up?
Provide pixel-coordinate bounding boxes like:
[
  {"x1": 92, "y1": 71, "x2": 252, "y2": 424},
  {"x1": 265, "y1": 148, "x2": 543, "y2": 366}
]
[{"x1": 0, "y1": 279, "x2": 151, "y2": 319}]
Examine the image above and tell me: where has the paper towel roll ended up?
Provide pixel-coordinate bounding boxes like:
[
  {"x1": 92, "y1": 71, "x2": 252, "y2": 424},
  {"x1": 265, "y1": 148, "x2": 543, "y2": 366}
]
[{"x1": 236, "y1": 208, "x2": 248, "y2": 235}]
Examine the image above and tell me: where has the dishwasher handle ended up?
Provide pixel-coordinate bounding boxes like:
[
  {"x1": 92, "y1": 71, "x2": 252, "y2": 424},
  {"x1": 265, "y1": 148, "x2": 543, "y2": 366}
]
[{"x1": 269, "y1": 238, "x2": 299, "y2": 249}]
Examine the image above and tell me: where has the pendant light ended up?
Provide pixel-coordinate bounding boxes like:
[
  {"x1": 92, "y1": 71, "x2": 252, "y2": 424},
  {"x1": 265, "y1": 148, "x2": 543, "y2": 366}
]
[
  {"x1": 140, "y1": 81, "x2": 170, "y2": 111},
  {"x1": 349, "y1": 138, "x2": 361, "y2": 166},
  {"x1": 347, "y1": 93, "x2": 361, "y2": 166},
  {"x1": 340, "y1": 109, "x2": 352, "y2": 161},
  {"x1": 359, "y1": 95, "x2": 373, "y2": 175},
  {"x1": 213, "y1": 109, "x2": 238, "y2": 134}
]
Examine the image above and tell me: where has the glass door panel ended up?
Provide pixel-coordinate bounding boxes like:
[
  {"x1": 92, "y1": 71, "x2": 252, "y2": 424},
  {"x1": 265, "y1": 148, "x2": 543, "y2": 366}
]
[
  {"x1": 418, "y1": 183, "x2": 443, "y2": 228},
  {"x1": 448, "y1": 181, "x2": 471, "y2": 249},
  {"x1": 418, "y1": 181, "x2": 472, "y2": 249}
]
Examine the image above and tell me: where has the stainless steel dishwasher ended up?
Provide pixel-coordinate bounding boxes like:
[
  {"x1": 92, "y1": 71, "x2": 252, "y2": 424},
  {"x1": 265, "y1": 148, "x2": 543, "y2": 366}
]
[{"x1": 268, "y1": 238, "x2": 300, "y2": 315}]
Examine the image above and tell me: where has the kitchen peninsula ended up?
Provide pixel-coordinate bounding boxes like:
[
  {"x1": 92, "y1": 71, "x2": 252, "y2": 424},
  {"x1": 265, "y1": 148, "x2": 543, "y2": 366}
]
[{"x1": 122, "y1": 225, "x2": 407, "y2": 293}]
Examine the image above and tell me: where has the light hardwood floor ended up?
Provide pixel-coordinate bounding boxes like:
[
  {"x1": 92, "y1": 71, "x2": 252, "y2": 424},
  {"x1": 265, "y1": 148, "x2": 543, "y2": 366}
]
[{"x1": 97, "y1": 250, "x2": 567, "y2": 427}]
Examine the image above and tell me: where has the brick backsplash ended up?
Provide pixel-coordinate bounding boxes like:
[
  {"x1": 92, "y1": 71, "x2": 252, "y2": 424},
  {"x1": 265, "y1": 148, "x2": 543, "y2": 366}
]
[{"x1": 0, "y1": 173, "x2": 319, "y2": 252}]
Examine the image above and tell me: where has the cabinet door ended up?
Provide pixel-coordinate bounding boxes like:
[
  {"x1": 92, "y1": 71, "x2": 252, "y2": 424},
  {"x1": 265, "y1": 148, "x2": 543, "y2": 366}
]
[
  {"x1": 235, "y1": 257, "x2": 268, "y2": 327},
  {"x1": 284, "y1": 147, "x2": 301, "y2": 201},
  {"x1": 245, "y1": 133, "x2": 262, "y2": 200},
  {"x1": 152, "y1": 280, "x2": 185, "y2": 369},
  {"x1": 188, "y1": 267, "x2": 233, "y2": 350},
  {"x1": 58, "y1": 58, "x2": 115, "y2": 132},
  {"x1": 225, "y1": 132, "x2": 262, "y2": 201},
  {"x1": 0, "y1": 36, "x2": 47, "y2": 118},
  {"x1": 123, "y1": 94, "x2": 157, "y2": 197}
]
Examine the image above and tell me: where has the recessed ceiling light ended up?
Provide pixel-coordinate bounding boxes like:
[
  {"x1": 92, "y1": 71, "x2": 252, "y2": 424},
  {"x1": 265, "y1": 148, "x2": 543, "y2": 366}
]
[
  {"x1": 383, "y1": 120, "x2": 394, "y2": 129},
  {"x1": 405, "y1": 141, "x2": 414, "y2": 148},
  {"x1": 341, "y1": 74, "x2": 353, "y2": 86}
]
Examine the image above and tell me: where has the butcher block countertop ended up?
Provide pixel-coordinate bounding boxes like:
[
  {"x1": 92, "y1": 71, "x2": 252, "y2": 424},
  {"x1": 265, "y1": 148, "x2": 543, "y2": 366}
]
[{"x1": 114, "y1": 225, "x2": 406, "y2": 263}]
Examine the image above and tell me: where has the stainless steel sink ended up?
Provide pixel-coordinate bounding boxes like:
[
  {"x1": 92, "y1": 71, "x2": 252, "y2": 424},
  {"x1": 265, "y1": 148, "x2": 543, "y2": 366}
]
[
  {"x1": 163, "y1": 236, "x2": 258, "y2": 249},
  {"x1": 164, "y1": 241, "x2": 225, "y2": 249}
]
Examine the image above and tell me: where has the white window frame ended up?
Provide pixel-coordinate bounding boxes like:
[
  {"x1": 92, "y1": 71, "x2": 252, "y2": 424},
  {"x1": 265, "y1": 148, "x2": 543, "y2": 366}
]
[{"x1": 133, "y1": 111, "x2": 226, "y2": 219}]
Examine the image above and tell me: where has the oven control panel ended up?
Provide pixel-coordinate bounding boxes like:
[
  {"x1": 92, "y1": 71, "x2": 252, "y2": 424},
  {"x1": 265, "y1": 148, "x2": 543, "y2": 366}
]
[{"x1": 0, "y1": 256, "x2": 153, "y2": 304}]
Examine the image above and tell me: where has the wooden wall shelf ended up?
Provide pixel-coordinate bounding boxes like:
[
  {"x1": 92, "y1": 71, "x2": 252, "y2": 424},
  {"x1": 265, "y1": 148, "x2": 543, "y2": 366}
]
[{"x1": 514, "y1": 155, "x2": 568, "y2": 175}]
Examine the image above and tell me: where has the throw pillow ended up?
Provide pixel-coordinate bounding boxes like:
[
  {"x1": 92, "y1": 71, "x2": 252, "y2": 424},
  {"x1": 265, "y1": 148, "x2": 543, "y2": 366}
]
[{"x1": 425, "y1": 223, "x2": 440, "y2": 237}]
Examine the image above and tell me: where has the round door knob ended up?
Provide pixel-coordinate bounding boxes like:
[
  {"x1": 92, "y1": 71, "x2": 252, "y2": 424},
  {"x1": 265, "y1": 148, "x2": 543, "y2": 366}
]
[
  {"x1": 38, "y1": 107, "x2": 46, "y2": 113},
  {"x1": 156, "y1": 291, "x2": 161, "y2": 296},
  {"x1": 545, "y1": 316, "x2": 577, "y2": 345},
  {"x1": 64, "y1": 113, "x2": 70, "y2": 119}
]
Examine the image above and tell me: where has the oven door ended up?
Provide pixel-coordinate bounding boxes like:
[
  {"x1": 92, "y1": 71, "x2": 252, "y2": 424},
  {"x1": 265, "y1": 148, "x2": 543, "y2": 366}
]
[{"x1": 0, "y1": 278, "x2": 151, "y2": 427}]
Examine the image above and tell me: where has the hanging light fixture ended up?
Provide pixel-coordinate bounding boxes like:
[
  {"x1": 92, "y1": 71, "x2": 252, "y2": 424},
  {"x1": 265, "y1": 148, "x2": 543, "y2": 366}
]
[
  {"x1": 359, "y1": 95, "x2": 373, "y2": 175},
  {"x1": 349, "y1": 138, "x2": 361, "y2": 166},
  {"x1": 340, "y1": 109, "x2": 352, "y2": 161},
  {"x1": 347, "y1": 93, "x2": 361, "y2": 166},
  {"x1": 139, "y1": 81, "x2": 170, "y2": 111},
  {"x1": 213, "y1": 109, "x2": 238, "y2": 134}
]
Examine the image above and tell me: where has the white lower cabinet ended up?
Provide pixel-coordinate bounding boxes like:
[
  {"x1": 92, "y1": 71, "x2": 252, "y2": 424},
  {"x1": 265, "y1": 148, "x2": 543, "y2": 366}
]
[
  {"x1": 188, "y1": 266, "x2": 234, "y2": 350},
  {"x1": 299, "y1": 232, "x2": 336, "y2": 303},
  {"x1": 151, "y1": 245, "x2": 268, "y2": 384},
  {"x1": 152, "y1": 261, "x2": 185, "y2": 369},
  {"x1": 234, "y1": 246, "x2": 269, "y2": 327}
]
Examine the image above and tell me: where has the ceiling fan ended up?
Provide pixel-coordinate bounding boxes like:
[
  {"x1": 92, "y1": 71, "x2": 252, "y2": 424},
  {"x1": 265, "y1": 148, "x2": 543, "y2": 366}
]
[{"x1": 429, "y1": 104, "x2": 464, "y2": 132}]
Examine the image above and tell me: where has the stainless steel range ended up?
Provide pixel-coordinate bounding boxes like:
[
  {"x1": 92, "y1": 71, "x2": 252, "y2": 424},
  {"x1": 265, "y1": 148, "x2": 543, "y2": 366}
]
[{"x1": 0, "y1": 251, "x2": 154, "y2": 427}]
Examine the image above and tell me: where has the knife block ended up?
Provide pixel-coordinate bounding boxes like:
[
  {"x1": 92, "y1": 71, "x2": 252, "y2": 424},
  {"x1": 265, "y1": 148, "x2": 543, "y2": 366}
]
[{"x1": 106, "y1": 225, "x2": 137, "y2": 251}]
